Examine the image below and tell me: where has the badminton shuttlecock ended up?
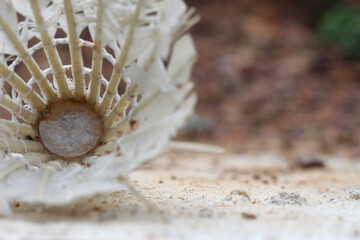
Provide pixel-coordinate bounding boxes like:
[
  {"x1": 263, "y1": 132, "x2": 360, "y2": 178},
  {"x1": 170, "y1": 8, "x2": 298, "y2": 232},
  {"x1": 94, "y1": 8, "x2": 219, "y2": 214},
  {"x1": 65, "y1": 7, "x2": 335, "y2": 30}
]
[{"x1": 0, "y1": 0, "x2": 198, "y2": 215}]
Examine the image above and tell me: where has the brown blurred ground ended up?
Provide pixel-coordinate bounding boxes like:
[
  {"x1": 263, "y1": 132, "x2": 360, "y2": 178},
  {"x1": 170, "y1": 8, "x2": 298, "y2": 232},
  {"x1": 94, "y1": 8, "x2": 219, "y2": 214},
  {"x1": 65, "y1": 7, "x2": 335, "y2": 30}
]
[{"x1": 182, "y1": 0, "x2": 360, "y2": 157}]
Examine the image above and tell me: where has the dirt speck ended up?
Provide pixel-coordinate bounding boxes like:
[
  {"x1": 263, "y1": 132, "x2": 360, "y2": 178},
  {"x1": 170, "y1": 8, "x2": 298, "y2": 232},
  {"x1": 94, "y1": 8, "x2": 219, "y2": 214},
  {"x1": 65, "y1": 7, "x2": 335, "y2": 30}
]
[
  {"x1": 295, "y1": 155, "x2": 325, "y2": 169},
  {"x1": 269, "y1": 191, "x2": 307, "y2": 205},
  {"x1": 241, "y1": 212, "x2": 257, "y2": 220},
  {"x1": 225, "y1": 190, "x2": 251, "y2": 203},
  {"x1": 348, "y1": 187, "x2": 360, "y2": 200}
]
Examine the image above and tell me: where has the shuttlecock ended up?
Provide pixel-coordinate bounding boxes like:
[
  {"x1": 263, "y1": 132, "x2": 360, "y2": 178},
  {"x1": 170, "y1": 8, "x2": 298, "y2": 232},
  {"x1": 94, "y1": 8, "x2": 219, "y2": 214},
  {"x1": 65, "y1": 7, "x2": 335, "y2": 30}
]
[{"x1": 0, "y1": 0, "x2": 199, "y2": 215}]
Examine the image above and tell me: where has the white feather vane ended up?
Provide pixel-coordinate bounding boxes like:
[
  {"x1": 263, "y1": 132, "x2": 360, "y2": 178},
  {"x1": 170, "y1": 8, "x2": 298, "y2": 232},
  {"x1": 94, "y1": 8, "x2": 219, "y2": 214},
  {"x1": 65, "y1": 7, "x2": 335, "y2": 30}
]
[
  {"x1": 0, "y1": 0, "x2": 198, "y2": 214},
  {"x1": 11, "y1": 0, "x2": 63, "y2": 37},
  {"x1": 0, "y1": 1, "x2": 18, "y2": 54}
]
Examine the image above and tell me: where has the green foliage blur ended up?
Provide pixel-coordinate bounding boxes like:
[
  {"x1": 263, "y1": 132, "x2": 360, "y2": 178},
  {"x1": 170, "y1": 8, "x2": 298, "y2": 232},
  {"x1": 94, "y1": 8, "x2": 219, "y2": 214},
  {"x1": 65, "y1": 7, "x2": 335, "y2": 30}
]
[{"x1": 317, "y1": 2, "x2": 360, "y2": 59}]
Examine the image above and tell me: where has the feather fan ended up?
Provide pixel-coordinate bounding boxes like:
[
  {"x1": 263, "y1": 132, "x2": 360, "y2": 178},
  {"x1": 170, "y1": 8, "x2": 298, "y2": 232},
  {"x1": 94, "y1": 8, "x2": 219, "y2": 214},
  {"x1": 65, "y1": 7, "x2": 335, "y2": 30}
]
[{"x1": 0, "y1": 0, "x2": 199, "y2": 215}]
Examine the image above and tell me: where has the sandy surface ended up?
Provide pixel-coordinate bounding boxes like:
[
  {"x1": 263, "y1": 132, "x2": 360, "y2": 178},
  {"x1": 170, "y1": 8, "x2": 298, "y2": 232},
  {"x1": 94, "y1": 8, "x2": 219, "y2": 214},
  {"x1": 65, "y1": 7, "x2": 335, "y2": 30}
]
[{"x1": 1, "y1": 151, "x2": 360, "y2": 240}]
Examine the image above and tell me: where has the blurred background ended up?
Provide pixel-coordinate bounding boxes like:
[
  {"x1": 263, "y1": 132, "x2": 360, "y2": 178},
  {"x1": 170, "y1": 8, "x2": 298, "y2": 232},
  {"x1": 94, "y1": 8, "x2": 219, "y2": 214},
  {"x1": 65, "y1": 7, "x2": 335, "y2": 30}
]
[{"x1": 179, "y1": 0, "x2": 360, "y2": 158}]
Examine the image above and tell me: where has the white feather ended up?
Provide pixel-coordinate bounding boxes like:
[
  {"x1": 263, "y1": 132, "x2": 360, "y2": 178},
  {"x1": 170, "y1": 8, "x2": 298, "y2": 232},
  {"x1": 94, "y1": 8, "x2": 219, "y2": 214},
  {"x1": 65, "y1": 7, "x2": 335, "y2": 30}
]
[
  {"x1": 119, "y1": 92, "x2": 197, "y2": 170},
  {"x1": 0, "y1": 185, "x2": 11, "y2": 216},
  {"x1": 87, "y1": 0, "x2": 136, "y2": 47},
  {"x1": 87, "y1": 92, "x2": 196, "y2": 179},
  {"x1": 0, "y1": 1, "x2": 18, "y2": 54},
  {"x1": 58, "y1": 0, "x2": 96, "y2": 37},
  {"x1": 154, "y1": 0, "x2": 186, "y2": 59},
  {"x1": 162, "y1": 0, "x2": 186, "y2": 28},
  {"x1": 0, "y1": 0, "x2": 198, "y2": 209},
  {"x1": 11, "y1": 0, "x2": 62, "y2": 37},
  {"x1": 167, "y1": 34, "x2": 197, "y2": 82},
  {"x1": 11, "y1": 0, "x2": 50, "y2": 20},
  {"x1": 124, "y1": 27, "x2": 156, "y2": 65}
]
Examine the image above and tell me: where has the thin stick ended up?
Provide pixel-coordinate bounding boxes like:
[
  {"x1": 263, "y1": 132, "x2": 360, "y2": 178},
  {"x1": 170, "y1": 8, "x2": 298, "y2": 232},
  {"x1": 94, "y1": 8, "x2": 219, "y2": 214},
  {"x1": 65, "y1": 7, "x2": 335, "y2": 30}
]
[
  {"x1": 0, "y1": 119, "x2": 38, "y2": 138},
  {"x1": 30, "y1": 0, "x2": 71, "y2": 98},
  {"x1": 172, "y1": 9, "x2": 200, "y2": 42},
  {"x1": 0, "y1": 139, "x2": 43, "y2": 153},
  {"x1": 38, "y1": 167, "x2": 53, "y2": 201},
  {"x1": 103, "y1": 84, "x2": 135, "y2": 129},
  {"x1": 0, "y1": 63, "x2": 47, "y2": 111},
  {"x1": 99, "y1": 4, "x2": 141, "y2": 115},
  {"x1": 88, "y1": 0, "x2": 104, "y2": 105},
  {"x1": 38, "y1": 168, "x2": 52, "y2": 201},
  {"x1": 64, "y1": 0, "x2": 85, "y2": 100},
  {"x1": 118, "y1": 176, "x2": 158, "y2": 212},
  {"x1": 167, "y1": 141, "x2": 225, "y2": 154},
  {"x1": 0, "y1": 95, "x2": 38, "y2": 124},
  {"x1": 38, "y1": 161, "x2": 62, "y2": 201},
  {"x1": 0, "y1": 15, "x2": 57, "y2": 102}
]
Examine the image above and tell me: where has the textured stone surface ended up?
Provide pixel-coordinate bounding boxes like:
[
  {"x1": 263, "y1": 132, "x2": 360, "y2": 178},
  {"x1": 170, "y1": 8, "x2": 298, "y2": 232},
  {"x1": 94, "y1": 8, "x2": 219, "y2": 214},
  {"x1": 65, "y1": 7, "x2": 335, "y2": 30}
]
[{"x1": 1, "y1": 152, "x2": 360, "y2": 240}]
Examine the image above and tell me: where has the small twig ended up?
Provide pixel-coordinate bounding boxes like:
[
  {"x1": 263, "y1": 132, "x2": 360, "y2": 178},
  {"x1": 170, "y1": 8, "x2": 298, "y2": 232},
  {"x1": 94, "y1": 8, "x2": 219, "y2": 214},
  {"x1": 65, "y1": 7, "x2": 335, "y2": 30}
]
[
  {"x1": 0, "y1": 139, "x2": 43, "y2": 153},
  {"x1": 30, "y1": 0, "x2": 71, "y2": 98},
  {"x1": 0, "y1": 119, "x2": 38, "y2": 138},
  {"x1": 0, "y1": 94, "x2": 38, "y2": 124},
  {"x1": 118, "y1": 176, "x2": 159, "y2": 213},
  {"x1": 0, "y1": 63, "x2": 47, "y2": 111},
  {"x1": 104, "y1": 84, "x2": 135, "y2": 129},
  {"x1": 167, "y1": 141, "x2": 225, "y2": 154},
  {"x1": 99, "y1": 4, "x2": 141, "y2": 115},
  {"x1": 0, "y1": 15, "x2": 57, "y2": 102},
  {"x1": 38, "y1": 167, "x2": 52, "y2": 201},
  {"x1": 88, "y1": 0, "x2": 104, "y2": 105},
  {"x1": 64, "y1": 0, "x2": 85, "y2": 100}
]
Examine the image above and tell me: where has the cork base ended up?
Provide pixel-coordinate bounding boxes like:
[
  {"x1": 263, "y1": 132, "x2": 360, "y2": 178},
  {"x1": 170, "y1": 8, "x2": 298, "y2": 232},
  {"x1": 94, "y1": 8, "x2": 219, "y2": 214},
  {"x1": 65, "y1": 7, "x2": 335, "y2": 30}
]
[{"x1": 38, "y1": 100, "x2": 104, "y2": 159}]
